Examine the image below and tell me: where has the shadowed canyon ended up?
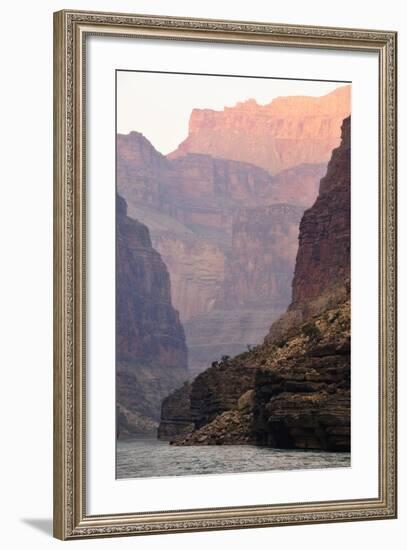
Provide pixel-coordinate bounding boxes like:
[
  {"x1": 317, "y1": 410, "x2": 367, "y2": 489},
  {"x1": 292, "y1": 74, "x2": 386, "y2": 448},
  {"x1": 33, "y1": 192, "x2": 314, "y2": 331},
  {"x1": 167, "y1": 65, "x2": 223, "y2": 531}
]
[
  {"x1": 116, "y1": 84, "x2": 351, "y2": 450},
  {"x1": 159, "y1": 116, "x2": 351, "y2": 451}
]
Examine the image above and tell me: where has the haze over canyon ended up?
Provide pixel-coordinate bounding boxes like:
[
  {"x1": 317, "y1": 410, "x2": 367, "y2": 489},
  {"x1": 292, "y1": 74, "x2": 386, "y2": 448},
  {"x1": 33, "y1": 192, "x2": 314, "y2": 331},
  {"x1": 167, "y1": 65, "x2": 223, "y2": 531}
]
[{"x1": 116, "y1": 83, "x2": 351, "y2": 439}]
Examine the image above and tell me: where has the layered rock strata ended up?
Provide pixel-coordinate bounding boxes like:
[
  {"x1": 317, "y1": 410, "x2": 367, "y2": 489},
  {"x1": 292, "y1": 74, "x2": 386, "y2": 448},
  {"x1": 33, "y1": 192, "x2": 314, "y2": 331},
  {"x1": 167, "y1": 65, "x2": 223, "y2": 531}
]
[
  {"x1": 266, "y1": 116, "x2": 351, "y2": 342},
  {"x1": 169, "y1": 86, "x2": 350, "y2": 174},
  {"x1": 254, "y1": 300, "x2": 350, "y2": 451},
  {"x1": 159, "y1": 357, "x2": 257, "y2": 440},
  {"x1": 116, "y1": 195, "x2": 188, "y2": 436},
  {"x1": 217, "y1": 204, "x2": 304, "y2": 309},
  {"x1": 172, "y1": 302, "x2": 350, "y2": 450},
  {"x1": 117, "y1": 131, "x2": 325, "y2": 326},
  {"x1": 184, "y1": 203, "x2": 304, "y2": 376},
  {"x1": 161, "y1": 117, "x2": 351, "y2": 451},
  {"x1": 157, "y1": 382, "x2": 194, "y2": 440}
]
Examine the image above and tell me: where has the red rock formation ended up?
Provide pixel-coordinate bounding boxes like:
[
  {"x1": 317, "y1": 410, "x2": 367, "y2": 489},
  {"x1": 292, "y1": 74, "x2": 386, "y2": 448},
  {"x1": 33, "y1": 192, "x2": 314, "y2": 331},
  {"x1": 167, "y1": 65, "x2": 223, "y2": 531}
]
[
  {"x1": 182, "y1": 204, "x2": 304, "y2": 376},
  {"x1": 117, "y1": 131, "x2": 168, "y2": 209},
  {"x1": 217, "y1": 204, "x2": 304, "y2": 309},
  {"x1": 255, "y1": 117, "x2": 351, "y2": 451},
  {"x1": 116, "y1": 195, "x2": 188, "y2": 436},
  {"x1": 290, "y1": 117, "x2": 351, "y2": 307},
  {"x1": 117, "y1": 132, "x2": 324, "y2": 235},
  {"x1": 117, "y1": 132, "x2": 324, "y2": 324},
  {"x1": 169, "y1": 153, "x2": 273, "y2": 206},
  {"x1": 163, "y1": 117, "x2": 351, "y2": 451},
  {"x1": 169, "y1": 86, "x2": 350, "y2": 174},
  {"x1": 152, "y1": 233, "x2": 226, "y2": 321},
  {"x1": 270, "y1": 163, "x2": 327, "y2": 208},
  {"x1": 267, "y1": 115, "x2": 351, "y2": 341},
  {"x1": 255, "y1": 302, "x2": 350, "y2": 451},
  {"x1": 117, "y1": 134, "x2": 277, "y2": 234}
]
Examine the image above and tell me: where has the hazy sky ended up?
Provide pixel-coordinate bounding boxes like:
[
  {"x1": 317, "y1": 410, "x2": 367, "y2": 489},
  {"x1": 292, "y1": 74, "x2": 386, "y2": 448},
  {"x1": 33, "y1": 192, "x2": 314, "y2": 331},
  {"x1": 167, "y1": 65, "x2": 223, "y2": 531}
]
[{"x1": 117, "y1": 71, "x2": 347, "y2": 155}]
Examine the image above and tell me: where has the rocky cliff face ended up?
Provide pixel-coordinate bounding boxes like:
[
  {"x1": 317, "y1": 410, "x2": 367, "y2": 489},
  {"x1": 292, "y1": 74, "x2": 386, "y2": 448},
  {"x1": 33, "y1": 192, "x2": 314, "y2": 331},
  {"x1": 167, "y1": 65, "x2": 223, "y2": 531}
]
[
  {"x1": 117, "y1": 131, "x2": 324, "y2": 327},
  {"x1": 116, "y1": 195, "x2": 189, "y2": 436},
  {"x1": 152, "y1": 232, "x2": 226, "y2": 321},
  {"x1": 290, "y1": 118, "x2": 351, "y2": 306},
  {"x1": 184, "y1": 204, "x2": 304, "y2": 376},
  {"x1": 117, "y1": 109, "x2": 347, "y2": 382},
  {"x1": 169, "y1": 86, "x2": 350, "y2": 174},
  {"x1": 217, "y1": 204, "x2": 304, "y2": 309},
  {"x1": 161, "y1": 117, "x2": 351, "y2": 451},
  {"x1": 266, "y1": 116, "x2": 351, "y2": 342},
  {"x1": 270, "y1": 163, "x2": 327, "y2": 207},
  {"x1": 170, "y1": 301, "x2": 350, "y2": 450},
  {"x1": 254, "y1": 300, "x2": 350, "y2": 451},
  {"x1": 157, "y1": 382, "x2": 194, "y2": 440},
  {"x1": 117, "y1": 135, "x2": 277, "y2": 234},
  {"x1": 159, "y1": 357, "x2": 258, "y2": 441},
  {"x1": 117, "y1": 132, "x2": 169, "y2": 210}
]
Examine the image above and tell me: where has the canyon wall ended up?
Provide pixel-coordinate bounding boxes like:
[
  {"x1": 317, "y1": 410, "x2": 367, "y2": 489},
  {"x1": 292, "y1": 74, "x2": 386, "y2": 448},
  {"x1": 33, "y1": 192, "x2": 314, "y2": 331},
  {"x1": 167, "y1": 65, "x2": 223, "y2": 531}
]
[
  {"x1": 160, "y1": 117, "x2": 351, "y2": 450},
  {"x1": 254, "y1": 300, "x2": 350, "y2": 451},
  {"x1": 117, "y1": 88, "x2": 350, "y2": 386},
  {"x1": 266, "y1": 116, "x2": 351, "y2": 342},
  {"x1": 169, "y1": 86, "x2": 350, "y2": 174},
  {"x1": 117, "y1": 131, "x2": 324, "y2": 327},
  {"x1": 158, "y1": 356, "x2": 258, "y2": 442},
  {"x1": 217, "y1": 204, "x2": 304, "y2": 309},
  {"x1": 152, "y1": 232, "x2": 226, "y2": 321},
  {"x1": 270, "y1": 163, "x2": 327, "y2": 207},
  {"x1": 184, "y1": 203, "x2": 304, "y2": 377},
  {"x1": 169, "y1": 301, "x2": 350, "y2": 450},
  {"x1": 117, "y1": 132, "x2": 326, "y2": 377},
  {"x1": 116, "y1": 195, "x2": 188, "y2": 436}
]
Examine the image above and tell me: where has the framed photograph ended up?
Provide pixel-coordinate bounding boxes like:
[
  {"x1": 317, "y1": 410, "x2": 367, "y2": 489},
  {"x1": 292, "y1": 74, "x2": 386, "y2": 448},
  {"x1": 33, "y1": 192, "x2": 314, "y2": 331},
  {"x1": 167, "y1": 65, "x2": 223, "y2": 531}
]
[{"x1": 53, "y1": 9, "x2": 397, "y2": 540}]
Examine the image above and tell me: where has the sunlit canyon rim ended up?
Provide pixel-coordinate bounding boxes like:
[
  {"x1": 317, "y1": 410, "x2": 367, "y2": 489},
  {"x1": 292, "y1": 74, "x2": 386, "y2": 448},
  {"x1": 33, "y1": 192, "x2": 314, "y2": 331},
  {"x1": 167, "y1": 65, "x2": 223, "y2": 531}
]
[{"x1": 116, "y1": 80, "x2": 351, "y2": 476}]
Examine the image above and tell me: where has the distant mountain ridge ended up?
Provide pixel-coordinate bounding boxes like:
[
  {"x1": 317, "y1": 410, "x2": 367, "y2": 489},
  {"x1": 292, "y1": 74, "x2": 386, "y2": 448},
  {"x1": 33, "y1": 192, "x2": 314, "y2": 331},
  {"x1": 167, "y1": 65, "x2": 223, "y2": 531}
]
[{"x1": 168, "y1": 85, "x2": 350, "y2": 174}]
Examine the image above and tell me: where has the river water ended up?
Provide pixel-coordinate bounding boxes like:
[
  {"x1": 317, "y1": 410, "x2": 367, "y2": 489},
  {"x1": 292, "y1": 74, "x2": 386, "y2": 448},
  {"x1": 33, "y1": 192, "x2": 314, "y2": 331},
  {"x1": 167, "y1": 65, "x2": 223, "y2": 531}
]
[{"x1": 116, "y1": 437, "x2": 350, "y2": 479}]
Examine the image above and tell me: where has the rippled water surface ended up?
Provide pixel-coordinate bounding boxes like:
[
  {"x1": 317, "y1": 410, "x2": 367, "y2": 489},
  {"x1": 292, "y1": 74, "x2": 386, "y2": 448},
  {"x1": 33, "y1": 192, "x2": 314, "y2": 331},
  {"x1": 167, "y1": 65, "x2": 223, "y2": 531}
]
[{"x1": 116, "y1": 437, "x2": 350, "y2": 479}]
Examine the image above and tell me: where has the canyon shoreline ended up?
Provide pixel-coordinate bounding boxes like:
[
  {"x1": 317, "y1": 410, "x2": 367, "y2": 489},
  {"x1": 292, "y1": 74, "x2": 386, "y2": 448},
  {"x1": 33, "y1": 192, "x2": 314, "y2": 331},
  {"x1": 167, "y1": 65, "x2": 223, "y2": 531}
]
[
  {"x1": 115, "y1": 85, "x2": 351, "y2": 460},
  {"x1": 158, "y1": 117, "x2": 351, "y2": 452}
]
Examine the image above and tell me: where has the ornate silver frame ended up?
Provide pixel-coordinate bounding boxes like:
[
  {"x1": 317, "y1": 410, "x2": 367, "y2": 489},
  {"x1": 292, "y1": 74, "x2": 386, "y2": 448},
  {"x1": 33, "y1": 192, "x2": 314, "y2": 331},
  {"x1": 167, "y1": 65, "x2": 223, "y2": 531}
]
[{"x1": 53, "y1": 9, "x2": 397, "y2": 540}]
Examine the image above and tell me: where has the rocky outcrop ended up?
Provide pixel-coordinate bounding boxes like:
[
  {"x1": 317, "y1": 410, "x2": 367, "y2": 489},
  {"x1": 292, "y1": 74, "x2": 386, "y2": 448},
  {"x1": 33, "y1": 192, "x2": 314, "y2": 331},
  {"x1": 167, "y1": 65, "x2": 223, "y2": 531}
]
[
  {"x1": 116, "y1": 195, "x2": 189, "y2": 436},
  {"x1": 158, "y1": 355, "x2": 257, "y2": 440},
  {"x1": 266, "y1": 116, "x2": 351, "y2": 342},
  {"x1": 254, "y1": 300, "x2": 350, "y2": 451},
  {"x1": 157, "y1": 382, "x2": 194, "y2": 440},
  {"x1": 163, "y1": 116, "x2": 351, "y2": 451},
  {"x1": 253, "y1": 117, "x2": 351, "y2": 450},
  {"x1": 169, "y1": 86, "x2": 350, "y2": 174},
  {"x1": 184, "y1": 308, "x2": 285, "y2": 378},
  {"x1": 176, "y1": 389, "x2": 256, "y2": 445},
  {"x1": 189, "y1": 359, "x2": 258, "y2": 429},
  {"x1": 174, "y1": 409, "x2": 256, "y2": 446},
  {"x1": 172, "y1": 302, "x2": 350, "y2": 450}
]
